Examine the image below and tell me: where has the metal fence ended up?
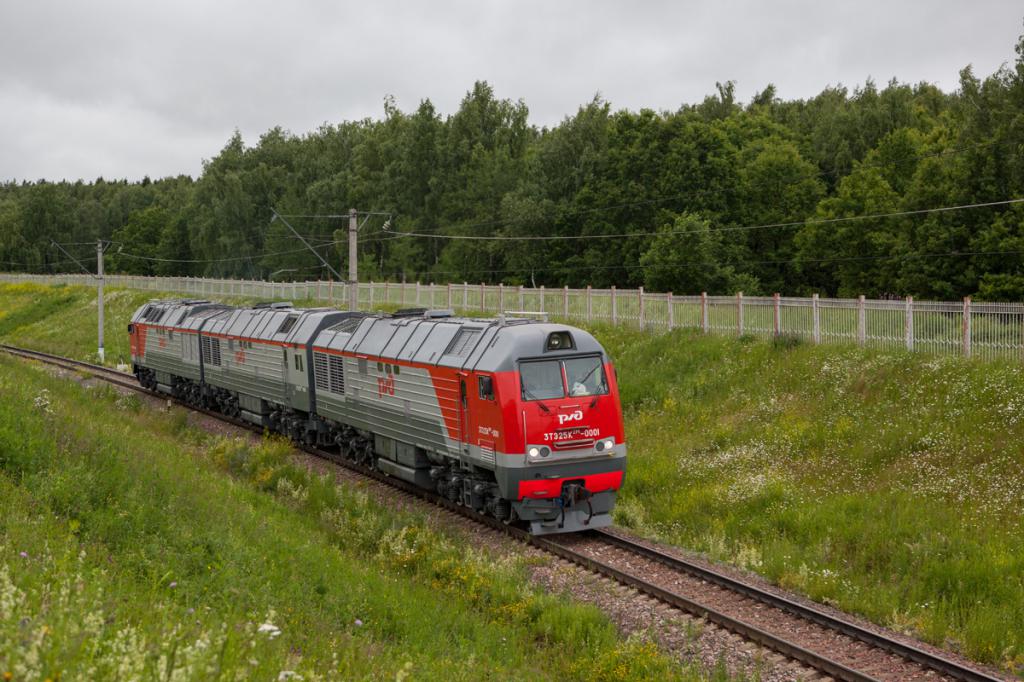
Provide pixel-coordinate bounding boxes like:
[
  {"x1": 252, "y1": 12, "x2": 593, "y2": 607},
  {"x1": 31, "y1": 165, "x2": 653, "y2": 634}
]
[{"x1": 3, "y1": 272, "x2": 1023, "y2": 361}]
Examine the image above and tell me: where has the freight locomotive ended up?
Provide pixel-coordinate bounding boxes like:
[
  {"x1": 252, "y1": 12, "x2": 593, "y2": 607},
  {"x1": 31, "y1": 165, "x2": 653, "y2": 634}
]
[{"x1": 128, "y1": 299, "x2": 626, "y2": 534}]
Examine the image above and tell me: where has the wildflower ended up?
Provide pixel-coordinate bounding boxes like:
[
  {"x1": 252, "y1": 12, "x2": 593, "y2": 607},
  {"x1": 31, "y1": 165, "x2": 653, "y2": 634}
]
[
  {"x1": 278, "y1": 672, "x2": 303, "y2": 681},
  {"x1": 168, "y1": 581, "x2": 177, "y2": 589},
  {"x1": 19, "y1": 552, "x2": 27, "y2": 559},
  {"x1": 354, "y1": 619, "x2": 363, "y2": 627},
  {"x1": 33, "y1": 389, "x2": 53, "y2": 414},
  {"x1": 257, "y1": 622, "x2": 281, "y2": 639}
]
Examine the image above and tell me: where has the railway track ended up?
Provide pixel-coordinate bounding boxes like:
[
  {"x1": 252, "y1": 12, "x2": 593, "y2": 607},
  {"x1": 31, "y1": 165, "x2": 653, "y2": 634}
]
[{"x1": 1, "y1": 344, "x2": 1007, "y2": 682}]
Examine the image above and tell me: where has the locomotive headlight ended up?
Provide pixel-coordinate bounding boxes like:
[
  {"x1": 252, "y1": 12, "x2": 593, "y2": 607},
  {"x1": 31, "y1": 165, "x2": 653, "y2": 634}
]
[
  {"x1": 528, "y1": 446, "x2": 551, "y2": 459},
  {"x1": 596, "y1": 438, "x2": 614, "y2": 453}
]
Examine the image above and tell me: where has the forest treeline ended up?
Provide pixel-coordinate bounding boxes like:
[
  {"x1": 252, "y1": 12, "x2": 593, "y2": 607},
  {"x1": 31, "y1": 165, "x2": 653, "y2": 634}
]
[{"x1": 2, "y1": 32, "x2": 1024, "y2": 299}]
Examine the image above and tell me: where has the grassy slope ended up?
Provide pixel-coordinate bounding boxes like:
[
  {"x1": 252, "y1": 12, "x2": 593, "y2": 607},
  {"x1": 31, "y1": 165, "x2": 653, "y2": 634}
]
[
  {"x1": 2, "y1": 282, "x2": 1023, "y2": 673},
  {"x1": 0, "y1": 352, "x2": 707, "y2": 680},
  {"x1": 600, "y1": 324, "x2": 1024, "y2": 673}
]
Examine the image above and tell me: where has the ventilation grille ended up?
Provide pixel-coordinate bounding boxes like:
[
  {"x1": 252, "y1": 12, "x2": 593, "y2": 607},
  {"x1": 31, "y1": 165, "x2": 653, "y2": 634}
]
[
  {"x1": 277, "y1": 314, "x2": 299, "y2": 335},
  {"x1": 479, "y1": 442, "x2": 495, "y2": 465},
  {"x1": 201, "y1": 336, "x2": 222, "y2": 366},
  {"x1": 332, "y1": 318, "x2": 362, "y2": 334},
  {"x1": 142, "y1": 306, "x2": 166, "y2": 323},
  {"x1": 328, "y1": 356, "x2": 345, "y2": 393},
  {"x1": 314, "y1": 352, "x2": 329, "y2": 391},
  {"x1": 445, "y1": 328, "x2": 482, "y2": 357},
  {"x1": 314, "y1": 352, "x2": 345, "y2": 394}
]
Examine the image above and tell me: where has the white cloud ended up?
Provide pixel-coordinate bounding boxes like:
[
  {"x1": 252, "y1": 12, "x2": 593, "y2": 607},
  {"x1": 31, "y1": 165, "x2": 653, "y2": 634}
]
[{"x1": 0, "y1": 0, "x2": 1020, "y2": 181}]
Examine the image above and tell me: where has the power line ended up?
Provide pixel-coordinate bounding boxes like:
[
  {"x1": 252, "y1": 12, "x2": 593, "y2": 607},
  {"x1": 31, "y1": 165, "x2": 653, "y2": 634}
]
[
  {"x1": 375, "y1": 247, "x2": 1024, "y2": 279},
  {"x1": 12, "y1": 196, "x2": 1021, "y2": 271},
  {"x1": 375, "y1": 198, "x2": 1024, "y2": 243},
  {"x1": 114, "y1": 238, "x2": 346, "y2": 264}
]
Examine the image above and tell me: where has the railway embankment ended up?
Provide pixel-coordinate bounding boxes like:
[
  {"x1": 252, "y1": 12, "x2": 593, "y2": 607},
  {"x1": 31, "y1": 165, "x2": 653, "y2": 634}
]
[
  {"x1": 0, "y1": 350, "x2": 697, "y2": 681},
  {"x1": 2, "y1": 281, "x2": 1023, "y2": 676},
  {"x1": 602, "y1": 323, "x2": 1024, "y2": 673}
]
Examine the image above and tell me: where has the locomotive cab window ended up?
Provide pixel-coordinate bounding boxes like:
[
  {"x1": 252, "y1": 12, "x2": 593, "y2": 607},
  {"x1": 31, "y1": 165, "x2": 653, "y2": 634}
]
[
  {"x1": 520, "y1": 356, "x2": 608, "y2": 401},
  {"x1": 478, "y1": 375, "x2": 495, "y2": 401},
  {"x1": 564, "y1": 356, "x2": 608, "y2": 397},
  {"x1": 520, "y1": 360, "x2": 565, "y2": 400}
]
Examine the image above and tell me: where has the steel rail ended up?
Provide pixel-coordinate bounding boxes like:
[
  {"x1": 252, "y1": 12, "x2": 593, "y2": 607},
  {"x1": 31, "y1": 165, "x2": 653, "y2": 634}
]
[
  {"x1": 591, "y1": 530, "x2": 1002, "y2": 682},
  {"x1": 0, "y1": 344, "x2": 1004, "y2": 682}
]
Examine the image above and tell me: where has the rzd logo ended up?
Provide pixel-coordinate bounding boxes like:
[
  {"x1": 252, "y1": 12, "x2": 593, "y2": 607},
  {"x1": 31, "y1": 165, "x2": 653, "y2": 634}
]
[
  {"x1": 377, "y1": 376, "x2": 395, "y2": 397},
  {"x1": 557, "y1": 409, "x2": 583, "y2": 425}
]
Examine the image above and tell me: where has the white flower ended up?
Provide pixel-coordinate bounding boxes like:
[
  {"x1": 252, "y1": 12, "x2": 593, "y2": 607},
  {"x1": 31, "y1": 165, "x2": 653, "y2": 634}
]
[
  {"x1": 278, "y1": 672, "x2": 302, "y2": 681},
  {"x1": 257, "y1": 622, "x2": 281, "y2": 639}
]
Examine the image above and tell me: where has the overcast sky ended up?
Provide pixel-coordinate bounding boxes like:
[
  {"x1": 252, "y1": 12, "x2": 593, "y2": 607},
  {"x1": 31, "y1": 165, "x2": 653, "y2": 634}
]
[{"x1": 1, "y1": 1, "x2": 1021, "y2": 183}]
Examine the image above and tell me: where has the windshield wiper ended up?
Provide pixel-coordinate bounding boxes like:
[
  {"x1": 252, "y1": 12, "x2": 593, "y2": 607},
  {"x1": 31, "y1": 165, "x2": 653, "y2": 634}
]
[
  {"x1": 577, "y1": 362, "x2": 601, "y2": 387},
  {"x1": 521, "y1": 385, "x2": 551, "y2": 412}
]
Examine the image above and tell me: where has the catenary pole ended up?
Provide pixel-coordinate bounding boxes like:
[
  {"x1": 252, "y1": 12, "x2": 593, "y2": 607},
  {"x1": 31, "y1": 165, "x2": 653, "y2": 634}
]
[
  {"x1": 97, "y1": 240, "x2": 105, "y2": 363},
  {"x1": 349, "y1": 208, "x2": 358, "y2": 311}
]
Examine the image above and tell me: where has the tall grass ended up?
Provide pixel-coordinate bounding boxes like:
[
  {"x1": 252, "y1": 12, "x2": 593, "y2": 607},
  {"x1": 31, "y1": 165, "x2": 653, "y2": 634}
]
[
  {"x1": 3, "y1": 282, "x2": 1022, "y2": 674},
  {"x1": 0, "y1": 356, "x2": 710, "y2": 680},
  {"x1": 600, "y1": 324, "x2": 1024, "y2": 674}
]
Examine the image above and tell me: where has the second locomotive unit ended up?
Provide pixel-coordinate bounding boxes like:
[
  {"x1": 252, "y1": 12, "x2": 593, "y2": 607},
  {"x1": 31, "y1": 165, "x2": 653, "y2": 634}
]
[{"x1": 128, "y1": 300, "x2": 627, "y2": 534}]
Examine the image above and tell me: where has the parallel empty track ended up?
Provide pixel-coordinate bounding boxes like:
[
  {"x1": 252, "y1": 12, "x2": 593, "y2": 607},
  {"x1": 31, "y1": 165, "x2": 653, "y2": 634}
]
[{"x1": 1, "y1": 344, "x2": 1006, "y2": 682}]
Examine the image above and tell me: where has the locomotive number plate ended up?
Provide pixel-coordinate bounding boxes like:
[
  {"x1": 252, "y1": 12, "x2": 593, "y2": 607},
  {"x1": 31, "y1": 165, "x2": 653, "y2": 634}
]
[{"x1": 543, "y1": 427, "x2": 599, "y2": 442}]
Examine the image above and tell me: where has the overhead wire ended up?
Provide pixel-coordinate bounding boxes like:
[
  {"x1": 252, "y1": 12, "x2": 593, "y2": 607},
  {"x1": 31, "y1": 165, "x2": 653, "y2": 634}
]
[
  {"x1": 372, "y1": 247, "x2": 1024, "y2": 279},
  {"x1": 367, "y1": 198, "x2": 1024, "y2": 242}
]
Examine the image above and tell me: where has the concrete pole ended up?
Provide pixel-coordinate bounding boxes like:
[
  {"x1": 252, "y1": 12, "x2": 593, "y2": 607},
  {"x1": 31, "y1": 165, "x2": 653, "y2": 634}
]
[
  {"x1": 97, "y1": 240, "x2": 105, "y2": 363},
  {"x1": 348, "y1": 208, "x2": 358, "y2": 311}
]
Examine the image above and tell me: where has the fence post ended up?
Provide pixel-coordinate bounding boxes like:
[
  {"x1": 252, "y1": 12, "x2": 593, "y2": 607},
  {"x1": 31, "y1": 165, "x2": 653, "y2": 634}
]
[
  {"x1": 905, "y1": 296, "x2": 914, "y2": 351},
  {"x1": 414, "y1": 281, "x2": 420, "y2": 306},
  {"x1": 737, "y1": 292, "x2": 744, "y2": 336},
  {"x1": 383, "y1": 280, "x2": 388, "y2": 305},
  {"x1": 667, "y1": 292, "x2": 674, "y2": 330},
  {"x1": 812, "y1": 293, "x2": 820, "y2": 344},
  {"x1": 463, "y1": 282, "x2": 468, "y2": 309},
  {"x1": 773, "y1": 293, "x2": 781, "y2": 336},
  {"x1": 563, "y1": 286, "x2": 569, "y2": 318},
  {"x1": 963, "y1": 296, "x2": 972, "y2": 358},
  {"x1": 611, "y1": 286, "x2": 617, "y2": 324},
  {"x1": 480, "y1": 282, "x2": 486, "y2": 312},
  {"x1": 586, "y1": 285, "x2": 592, "y2": 322},
  {"x1": 701, "y1": 292, "x2": 709, "y2": 334},
  {"x1": 369, "y1": 281, "x2": 375, "y2": 308},
  {"x1": 540, "y1": 286, "x2": 545, "y2": 314},
  {"x1": 498, "y1": 283, "x2": 504, "y2": 314},
  {"x1": 518, "y1": 285, "x2": 524, "y2": 311},
  {"x1": 857, "y1": 295, "x2": 866, "y2": 346},
  {"x1": 638, "y1": 287, "x2": 645, "y2": 330},
  {"x1": 447, "y1": 282, "x2": 452, "y2": 310}
]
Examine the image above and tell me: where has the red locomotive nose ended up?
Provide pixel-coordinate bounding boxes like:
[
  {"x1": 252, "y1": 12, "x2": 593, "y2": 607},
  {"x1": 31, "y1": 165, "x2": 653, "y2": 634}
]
[{"x1": 528, "y1": 397, "x2": 609, "y2": 450}]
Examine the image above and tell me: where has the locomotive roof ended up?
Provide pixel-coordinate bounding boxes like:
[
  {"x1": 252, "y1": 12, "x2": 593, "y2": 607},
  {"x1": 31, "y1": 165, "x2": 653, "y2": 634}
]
[
  {"x1": 131, "y1": 299, "x2": 362, "y2": 342},
  {"x1": 131, "y1": 299, "x2": 230, "y2": 327},
  {"x1": 200, "y1": 304, "x2": 359, "y2": 344},
  {"x1": 313, "y1": 311, "x2": 606, "y2": 373}
]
